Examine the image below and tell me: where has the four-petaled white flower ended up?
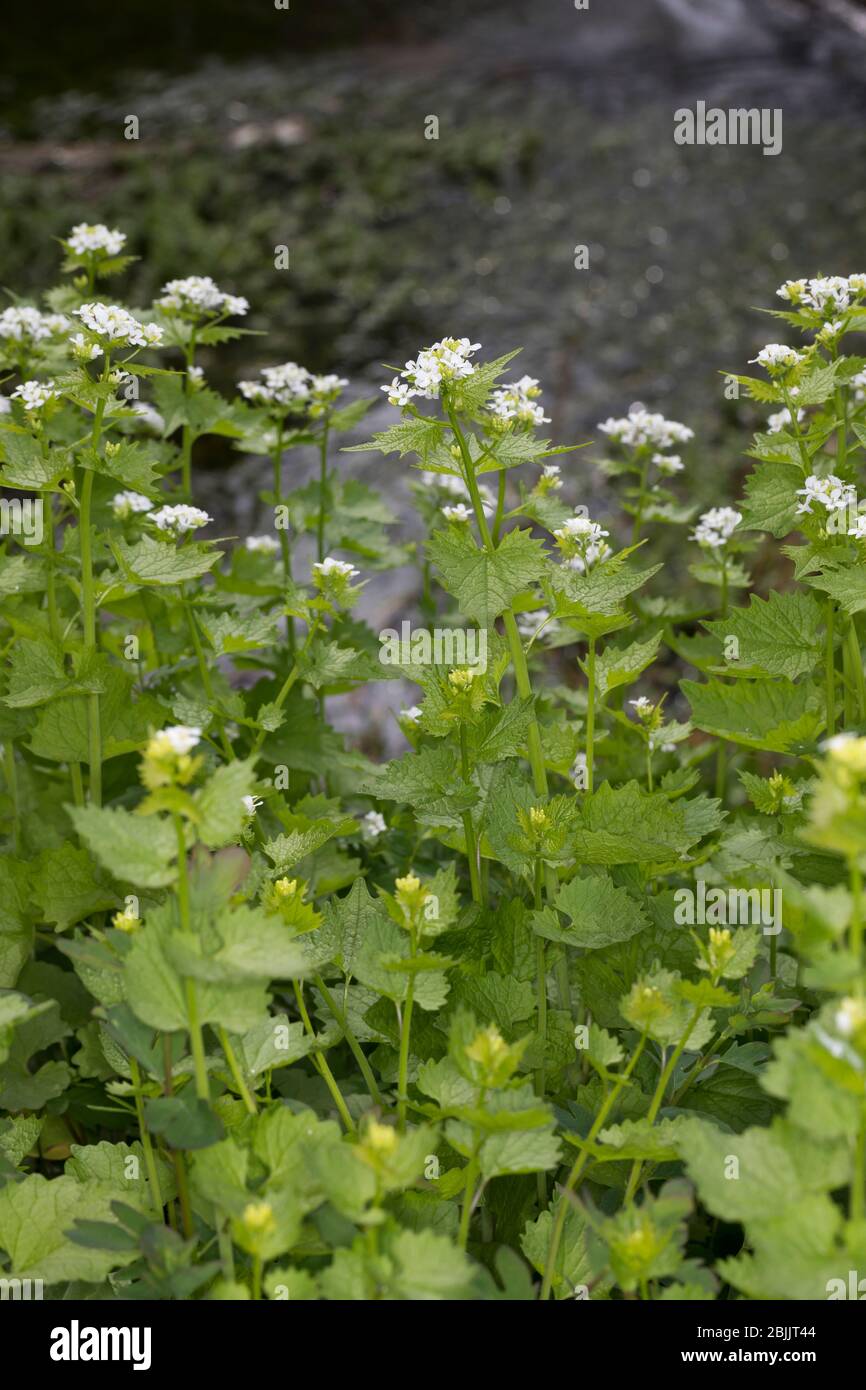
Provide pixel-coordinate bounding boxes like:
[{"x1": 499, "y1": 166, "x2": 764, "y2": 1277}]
[
  {"x1": 0, "y1": 306, "x2": 69, "y2": 344},
  {"x1": 76, "y1": 303, "x2": 163, "y2": 348},
  {"x1": 158, "y1": 276, "x2": 248, "y2": 318},
  {"x1": 796, "y1": 474, "x2": 856, "y2": 515},
  {"x1": 239, "y1": 361, "x2": 312, "y2": 409},
  {"x1": 766, "y1": 407, "x2": 804, "y2": 434},
  {"x1": 400, "y1": 705, "x2": 422, "y2": 723},
  {"x1": 382, "y1": 337, "x2": 481, "y2": 404},
  {"x1": 489, "y1": 375, "x2": 550, "y2": 428},
  {"x1": 692, "y1": 507, "x2": 742, "y2": 548},
  {"x1": 11, "y1": 379, "x2": 58, "y2": 410},
  {"x1": 598, "y1": 407, "x2": 693, "y2": 452},
  {"x1": 776, "y1": 275, "x2": 858, "y2": 316},
  {"x1": 749, "y1": 343, "x2": 804, "y2": 372},
  {"x1": 152, "y1": 725, "x2": 202, "y2": 755},
  {"x1": 443, "y1": 503, "x2": 473, "y2": 523},
  {"x1": 245, "y1": 535, "x2": 280, "y2": 553},
  {"x1": 67, "y1": 223, "x2": 126, "y2": 257},
  {"x1": 313, "y1": 556, "x2": 359, "y2": 579},
  {"x1": 150, "y1": 503, "x2": 212, "y2": 534},
  {"x1": 362, "y1": 810, "x2": 387, "y2": 840},
  {"x1": 112, "y1": 491, "x2": 153, "y2": 518},
  {"x1": 242, "y1": 794, "x2": 263, "y2": 816},
  {"x1": 554, "y1": 513, "x2": 612, "y2": 573}
]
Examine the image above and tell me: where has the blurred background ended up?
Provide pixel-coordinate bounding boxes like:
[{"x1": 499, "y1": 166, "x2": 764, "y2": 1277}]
[{"x1": 2, "y1": 0, "x2": 866, "y2": 740}]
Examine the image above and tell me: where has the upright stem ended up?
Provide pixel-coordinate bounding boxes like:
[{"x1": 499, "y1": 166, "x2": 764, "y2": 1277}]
[
  {"x1": 850, "y1": 855, "x2": 863, "y2": 985},
  {"x1": 43, "y1": 491, "x2": 60, "y2": 640},
  {"x1": 272, "y1": 421, "x2": 295, "y2": 654},
  {"x1": 218, "y1": 1026, "x2": 257, "y2": 1115},
  {"x1": 293, "y1": 980, "x2": 355, "y2": 1134},
  {"x1": 183, "y1": 599, "x2": 234, "y2": 760},
  {"x1": 79, "y1": 466, "x2": 102, "y2": 806},
  {"x1": 458, "y1": 1089, "x2": 486, "y2": 1250},
  {"x1": 129, "y1": 1056, "x2": 164, "y2": 1218},
  {"x1": 585, "y1": 636, "x2": 596, "y2": 794},
  {"x1": 180, "y1": 332, "x2": 197, "y2": 496},
  {"x1": 540, "y1": 1032, "x2": 648, "y2": 1300},
  {"x1": 846, "y1": 619, "x2": 866, "y2": 724},
  {"x1": 250, "y1": 621, "x2": 318, "y2": 759},
  {"x1": 172, "y1": 814, "x2": 209, "y2": 1102},
  {"x1": 459, "y1": 724, "x2": 483, "y2": 904},
  {"x1": 825, "y1": 599, "x2": 837, "y2": 739},
  {"x1": 4, "y1": 741, "x2": 20, "y2": 854},
  {"x1": 317, "y1": 421, "x2": 330, "y2": 564},
  {"x1": 631, "y1": 453, "x2": 651, "y2": 545},
  {"x1": 313, "y1": 972, "x2": 383, "y2": 1105},
  {"x1": 533, "y1": 855, "x2": 547, "y2": 1209},
  {"x1": 623, "y1": 1007, "x2": 702, "y2": 1206},
  {"x1": 397, "y1": 926, "x2": 417, "y2": 1132},
  {"x1": 492, "y1": 470, "x2": 506, "y2": 544}
]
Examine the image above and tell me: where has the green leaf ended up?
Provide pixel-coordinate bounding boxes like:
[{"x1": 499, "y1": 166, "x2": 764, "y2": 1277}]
[
  {"x1": 67, "y1": 804, "x2": 177, "y2": 889},
  {"x1": 683, "y1": 677, "x2": 823, "y2": 752},
  {"x1": 113, "y1": 534, "x2": 222, "y2": 586},
  {"x1": 572, "y1": 782, "x2": 694, "y2": 865},
  {"x1": 144, "y1": 1095, "x2": 225, "y2": 1149},
  {"x1": 703, "y1": 591, "x2": 822, "y2": 679},
  {"x1": 739, "y1": 463, "x2": 801, "y2": 537},
  {"x1": 195, "y1": 759, "x2": 256, "y2": 848},
  {"x1": 585, "y1": 631, "x2": 662, "y2": 696},
  {"x1": 427, "y1": 525, "x2": 548, "y2": 626},
  {"x1": 0, "y1": 1174, "x2": 140, "y2": 1282},
  {"x1": 32, "y1": 842, "x2": 118, "y2": 929},
  {"x1": 538, "y1": 874, "x2": 649, "y2": 949},
  {"x1": 521, "y1": 1200, "x2": 593, "y2": 1300}
]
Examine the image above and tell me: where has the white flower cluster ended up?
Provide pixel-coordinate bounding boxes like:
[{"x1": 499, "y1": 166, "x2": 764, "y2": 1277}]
[
  {"x1": 382, "y1": 337, "x2": 480, "y2": 406},
  {"x1": 67, "y1": 223, "x2": 126, "y2": 257},
  {"x1": 766, "y1": 407, "x2": 804, "y2": 434},
  {"x1": 776, "y1": 275, "x2": 866, "y2": 316},
  {"x1": 11, "y1": 379, "x2": 58, "y2": 410},
  {"x1": 692, "y1": 507, "x2": 741, "y2": 549},
  {"x1": 76, "y1": 303, "x2": 163, "y2": 349},
  {"x1": 150, "y1": 504, "x2": 212, "y2": 534},
  {"x1": 420, "y1": 469, "x2": 495, "y2": 520},
  {"x1": 489, "y1": 375, "x2": 550, "y2": 428},
  {"x1": 111, "y1": 491, "x2": 153, "y2": 519},
  {"x1": 554, "y1": 514, "x2": 612, "y2": 573},
  {"x1": 795, "y1": 474, "x2": 856, "y2": 516},
  {"x1": 150, "y1": 725, "x2": 202, "y2": 756},
  {"x1": 239, "y1": 362, "x2": 310, "y2": 409},
  {"x1": 652, "y1": 452, "x2": 684, "y2": 476},
  {"x1": 852, "y1": 369, "x2": 866, "y2": 403},
  {"x1": 242, "y1": 794, "x2": 263, "y2": 817},
  {"x1": 750, "y1": 343, "x2": 804, "y2": 372},
  {"x1": 0, "y1": 305, "x2": 69, "y2": 345},
  {"x1": 245, "y1": 535, "x2": 280, "y2": 553},
  {"x1": 362, "y1": 810, "x2": 386, "y2": 840},
  {"x1": 598, "y1": 407, "x2": 693, "y2": 452},
  {"x1": 158, "y1": 276, "x2": 248, "y2": 318},
  {"x1": 313, "y1": 556, "x2": 359, "y2": 580}
]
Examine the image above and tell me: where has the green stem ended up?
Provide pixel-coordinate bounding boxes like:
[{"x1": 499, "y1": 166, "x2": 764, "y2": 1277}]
[
  {"x1": 458, "y1": 1093, "x2": 486, "y2": 1250},
  {"x1": 825, "y1": 599, "x2": 837, "y2": 739},
  {"x1": 397, "y1": 927, "x2": 418, "y2": 1132},
  {"x1": 251, "y1": 1254, "x2": 262, "y2": 1301},
  {"x1": 78, "y1": 466, "x2": 102, "y2": 805},
  {"x1": 183, "y1": 599, "x2": 234, "y2": 760},
  {"x1": 631, "y1": 453, "x2": 651, "y2": 545},
  {"x1": 540, "y1": 1032, "x2": 648, "y2": 1300},
  {"x1": 585, "y1": 636, "x2": 596, "y2": 794},
  {"x1": 180, "y1": 333, "x2": 197, "y2": 495},
  {"x1": 492, "y1": 470, "x2": 506, "y2": 544},
  {"x1": 313, "y1": 972, "x2": 383, "y2": 1105},
  {"x1": 4, "y1": 740, "x2": 21, "y2": 854},
  {"x1": 129, "y1": 1056, "x2": 164, "y2": 1218},
  {"x1": 69, "y1": 762, "x2": 85, "y2": 807},
  {"x1": 218, "y1": 1026, "x2": 257, "y2": 1115},
  {"x1": 852, "y1": 1108, "x2": 866, "y2": 1224},
  {"x1": 293, "y1": 980, "x2": 355, "y2": 1134},
  {"x1": 251, "y1": 621, "x2": 318, "y2": 759},
  {"x1": 272, "y1": 424, "x2": 295, "y2": 654},
  {"x1": 623, "y1": 1007, "x2": 702, "y2": 1206},
  {"x1": 172, "y1": 814, "x2": 209, "y2": 1101},
  {"x1": 846, "y1": 619, "x2": 866, "y2": 724},
  {"x1": 459, "y1": 724, "x2": 483, "y2": 904},
  {"x1": 850, "y1": 855, "x2": 863, "y2": 984},
  {"x1": 317, "y1": 421, "x2": 330, "y2": 563},
  {"x1": 43, "y1": 491, "x2": 60, "y2": 640}
]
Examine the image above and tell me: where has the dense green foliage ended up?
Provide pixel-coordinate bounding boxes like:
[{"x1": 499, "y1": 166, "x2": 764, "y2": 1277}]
[{"x1": 1, "y1": 238, "x2": 866, "y2": 1300}]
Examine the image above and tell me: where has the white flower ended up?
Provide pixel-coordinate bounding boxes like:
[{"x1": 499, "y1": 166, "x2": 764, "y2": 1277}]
[
  {"x1": 11, "y1": 379, "x2": 58, "y2": 410},
  {"x1": 67, "y1": 223, "x2": 126, "y2": 257},
  {"x1": 150, "y1": 503, "x2": 212, "y2": 534},
  {"x1": 112, "y1": 490, "x2": 153, "y2": 518},
  {"x1": 629, "y1": 696, "x2": 652, "y2": 715},
  {"x1": 443, "y1": 502, "x2": 473, "y2": 523},
  {"x1": 0, "y1": 305, "x2": 68, "y2": 345},
  {"x1": 540, "y1": 463, "x2": 562, "y2": 488},
  {"x1": 382, "y1": 378, "x2": 415, "y2": 408},
  {"x1": 766, "y1": 407, "x2": 804, "y2": 433},
  {"x1": 154, "y1": 725, "x2": 201, "y2": 755},
  {"x1": 852, "y1": 369, "x2": 866, "y2": 404},
  {"x1": 653, "y1": 452, "x2": 684, "y2": 475},
  {"x1": 0, "y1": 395, "x2": 10, "y2": 414},
  {"x1": 835, "y1": 996, "x2": 866, "y2": 1037},
  {"x1": 570, "y1": 751, "x2": 587, "y2": 787},
  {"x1": 848, "y1": 515, "x2": 866, "y2": 540},
  {"x1": 692, "y1": 507, "x2": 742, "y2": 548},
  {"x1": 516, "y1": 608, "x2": 558, "y2": 640},
  {"x1": 313, "y1": 556, "x2": 359, "y2": 579},
  {"x1": 158, "y1": 276, "x2": 248, "y2": 317},
  {"x1": 76, "y1": 303, "x2": 164, "y2": 349},
  {"x1": 245, "y1": 534, "x2": 280, "y2": 553},
  {"x1": 385, "y1": 337, "x2": 481, "y2": 404},
  {"x1": 69, "y1": 331, "x2": 103, "y2": 360},
  {"x1": 554, "y1": 514, "x2": 612, "y2": 573},
  {"x1": 400, "y1": 705, "x2": 422, "y2": 723},
  {"x1": 598, "y1": 407, "x2": 693, "y2": 451},
  {"x1": 130, "y1": 401, "x2": 165, "y2": 434},
  {"x1": 489, "y1": 375, "x2": 550, "y2": 427},
  {"x1": 187, "y1": 365, "x2": 204, "y2": 385},
  {"x1": 238, "y1": 361, "x2": 312, "y2": 409},
  {"x1": 362, "y1": 810, "x2": 386, "y2": 840},
  {"x1": 241, "y1": 794, "x2": 263, "y2": 817},
  {"x1": 796, "y1": 474, "x2": 856, "y2": 516},
  {"x1": 310, "y1": 373, "x2": 348, "y2": 397},
  {"x1": 776, "y1": 279, "x2": 808, "y2": 304},
  {"x1": 750, "y1": 343, "x2": 804, "y2": 371}
]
